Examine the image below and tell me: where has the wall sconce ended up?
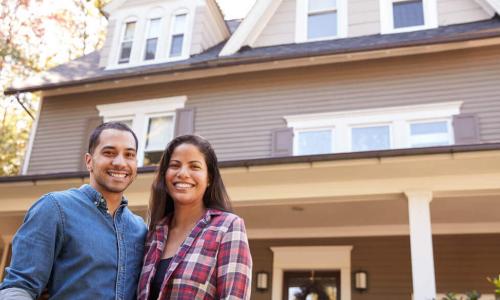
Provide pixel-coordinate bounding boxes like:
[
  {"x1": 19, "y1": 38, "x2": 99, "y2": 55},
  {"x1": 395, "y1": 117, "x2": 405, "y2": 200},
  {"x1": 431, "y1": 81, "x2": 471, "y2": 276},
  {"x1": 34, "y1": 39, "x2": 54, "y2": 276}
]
[
  {"x1": 256, "y1": 271, "x2": 269, "y2": 292},
  {"x1": 354, "y1": 270, "x2": 368, "y2": 292}
]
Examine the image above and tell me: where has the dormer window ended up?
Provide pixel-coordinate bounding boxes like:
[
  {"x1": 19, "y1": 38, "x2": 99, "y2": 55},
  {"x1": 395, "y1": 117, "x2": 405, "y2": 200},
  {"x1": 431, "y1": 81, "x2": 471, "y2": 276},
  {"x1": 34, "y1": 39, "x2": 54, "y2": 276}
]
[
  {"x1": 144, "y1": 18, "x2": 161, "y2": 60},
  {"x1": 296, "y1": 0, "x2": 347, "y2": 43},
  {"x1": 380, "y1": 0, "x2": 437, "y2": 33},
  {"x1": 169, "y1": 12, "x2": 187, "y2": 58},
  {"x1": 119, "y1": 21, "x2": 136, "y2": 64},
  {"x1": 307, "y1": 0, "x2": 338, "y2": 39}
]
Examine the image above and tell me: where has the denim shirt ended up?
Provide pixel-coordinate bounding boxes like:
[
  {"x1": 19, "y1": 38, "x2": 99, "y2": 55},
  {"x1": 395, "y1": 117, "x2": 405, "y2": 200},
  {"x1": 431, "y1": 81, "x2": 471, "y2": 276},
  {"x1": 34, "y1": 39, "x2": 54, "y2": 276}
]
[{"x1": 0, "y1": 184, "x2": 147, "y2": 300}]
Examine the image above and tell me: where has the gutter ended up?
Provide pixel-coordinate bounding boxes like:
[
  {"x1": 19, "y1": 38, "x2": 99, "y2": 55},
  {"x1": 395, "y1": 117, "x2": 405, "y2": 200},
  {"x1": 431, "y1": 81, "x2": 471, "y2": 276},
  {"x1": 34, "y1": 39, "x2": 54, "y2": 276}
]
[{"x1": 2, "y1": 142, "x2": 500, "y2": 183}]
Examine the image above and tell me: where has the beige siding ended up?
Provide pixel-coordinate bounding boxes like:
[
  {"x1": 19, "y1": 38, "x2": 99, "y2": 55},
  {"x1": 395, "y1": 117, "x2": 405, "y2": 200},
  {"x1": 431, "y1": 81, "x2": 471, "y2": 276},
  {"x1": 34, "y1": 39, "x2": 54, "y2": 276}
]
[
  {"x1": 253, "y1": 0, "x2": 491, "y2": 47},
  {"x1": 253, "y1": 0, "x2": 295, "y2": 47},
  {"x1": 98, "y1": 20, "x2": 116, "y2": 68},
  {"x1": 191, "y1": 0, "x2": 230, "y2": 55},
  {"x1": 249, "y1": 234, "x2": 500, "y2": 300},
  {"x1": 28, "y1": 45, "x2": 500, "y2": 174},
  {"x1": 439, "y1": 0, "x2": 492, "y2": 26}
]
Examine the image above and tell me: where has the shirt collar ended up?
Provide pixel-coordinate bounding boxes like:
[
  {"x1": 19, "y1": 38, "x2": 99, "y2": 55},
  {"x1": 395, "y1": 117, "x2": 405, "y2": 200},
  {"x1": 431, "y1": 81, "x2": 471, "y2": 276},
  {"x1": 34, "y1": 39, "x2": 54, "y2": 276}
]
[
  {"x1": 80, "y1": 184, "x2": 128, "y2": 211},
  {"x1": 155, "y1": 208, "x2": 222, "y2": 230}
]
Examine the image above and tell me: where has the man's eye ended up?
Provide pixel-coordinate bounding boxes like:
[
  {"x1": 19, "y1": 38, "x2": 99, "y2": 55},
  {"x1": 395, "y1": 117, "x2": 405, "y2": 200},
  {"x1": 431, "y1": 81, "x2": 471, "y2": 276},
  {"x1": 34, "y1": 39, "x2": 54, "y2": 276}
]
[
  {"x1": 126, "y1": 152, "x2": 136, "y2": 159},
  {"x1": 103, "y1": 151, "x2": 114, "y2": 156}
]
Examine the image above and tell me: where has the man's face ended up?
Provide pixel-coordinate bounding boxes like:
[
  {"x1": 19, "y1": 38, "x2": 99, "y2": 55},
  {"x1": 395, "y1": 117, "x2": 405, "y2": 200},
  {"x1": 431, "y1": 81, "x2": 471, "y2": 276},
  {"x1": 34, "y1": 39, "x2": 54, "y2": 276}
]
[{"x1": 85, "y1": 129, "x2": 138, "y2": 199}]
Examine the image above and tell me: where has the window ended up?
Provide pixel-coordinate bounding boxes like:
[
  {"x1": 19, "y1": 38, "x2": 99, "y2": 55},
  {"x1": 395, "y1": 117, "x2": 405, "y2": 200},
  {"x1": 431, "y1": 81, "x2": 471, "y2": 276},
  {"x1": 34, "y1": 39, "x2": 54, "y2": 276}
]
[
  {"x1": 351, "y1": 125, "x2": 391, "y2": 151},
  {"x1": 119, "y1": 21, "x2": 136, "y2": 64},
  {"x1": 144, "y1": 18, "x2": 161, "y2": 61},
  {"x1": 296, "y1": 0, "x2": 347, "y2": 42},
  {"x1": 169, "y1": 13, "x2": 187, "y2": 58},
  {"x1": 284, "y1": 270, "x2": 340, "y2": 300},
  {"x1": 96, "y1": 96, "x2": 186, "y2": 166},
  {"x1": 307, "y1": 0, "x2": 338, "y2": 39},
  {"x1": 380, "y1": 0, "x2": 437, "y2": 33},
  {"x1": 285, "y1": 101, "x2": 461, "y2": 155}
]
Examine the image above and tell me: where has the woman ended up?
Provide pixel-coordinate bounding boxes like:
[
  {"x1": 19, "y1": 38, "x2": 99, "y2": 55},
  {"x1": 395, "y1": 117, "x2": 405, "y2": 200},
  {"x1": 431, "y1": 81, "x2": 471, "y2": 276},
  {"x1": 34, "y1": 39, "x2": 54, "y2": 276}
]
[{"x1": 137, "y1": 135, "x2": 252, "y2": 300}]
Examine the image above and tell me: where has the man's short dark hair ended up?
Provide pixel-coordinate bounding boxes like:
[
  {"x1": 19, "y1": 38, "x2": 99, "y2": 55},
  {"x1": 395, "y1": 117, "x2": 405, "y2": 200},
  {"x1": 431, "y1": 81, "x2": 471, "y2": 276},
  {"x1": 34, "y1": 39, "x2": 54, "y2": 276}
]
[{"x1": 88, "y1": 121, "x2": 139, "y2": 154}]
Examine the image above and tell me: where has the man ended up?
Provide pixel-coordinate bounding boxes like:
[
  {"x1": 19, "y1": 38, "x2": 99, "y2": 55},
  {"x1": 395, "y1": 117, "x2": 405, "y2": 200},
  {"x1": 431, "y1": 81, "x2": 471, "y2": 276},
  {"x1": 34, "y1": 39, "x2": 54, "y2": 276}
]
[{"x1": 0, "y1": 122, "x2": 147, "y2": 300}]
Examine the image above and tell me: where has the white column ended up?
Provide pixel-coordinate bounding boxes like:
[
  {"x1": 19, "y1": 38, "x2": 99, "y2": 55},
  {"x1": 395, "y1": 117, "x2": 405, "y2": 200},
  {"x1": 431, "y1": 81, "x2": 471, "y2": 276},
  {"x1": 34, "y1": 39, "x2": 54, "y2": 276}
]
[{"x1": 405, "y1": 191, "x2": 436, "y2": 300}]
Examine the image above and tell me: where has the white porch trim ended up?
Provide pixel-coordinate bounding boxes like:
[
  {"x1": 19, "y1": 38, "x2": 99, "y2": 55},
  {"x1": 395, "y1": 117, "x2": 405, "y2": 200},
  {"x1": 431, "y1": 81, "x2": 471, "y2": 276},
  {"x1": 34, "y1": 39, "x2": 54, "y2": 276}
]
[
  {"x1": 270, "y1": 246, "x2": 353, "y2": 300},
  {"x1": 406, "y1": 190, "x2": 436, "y2": 300}
]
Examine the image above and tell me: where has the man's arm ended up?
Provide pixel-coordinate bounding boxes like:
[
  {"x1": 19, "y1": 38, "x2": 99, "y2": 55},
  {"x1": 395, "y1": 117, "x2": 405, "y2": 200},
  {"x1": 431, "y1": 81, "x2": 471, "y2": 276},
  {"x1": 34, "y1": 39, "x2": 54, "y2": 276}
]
[{"x1": 0, "y1": 194, "x2": 64, "y2": 299}]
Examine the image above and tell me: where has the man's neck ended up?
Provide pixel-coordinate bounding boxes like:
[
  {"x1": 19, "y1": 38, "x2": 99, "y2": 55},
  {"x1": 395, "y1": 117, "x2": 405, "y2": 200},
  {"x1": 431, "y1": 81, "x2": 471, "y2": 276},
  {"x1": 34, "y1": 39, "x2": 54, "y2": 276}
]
[{"x1": 89, "y1": 183, "x2": 123, "y2": 216}]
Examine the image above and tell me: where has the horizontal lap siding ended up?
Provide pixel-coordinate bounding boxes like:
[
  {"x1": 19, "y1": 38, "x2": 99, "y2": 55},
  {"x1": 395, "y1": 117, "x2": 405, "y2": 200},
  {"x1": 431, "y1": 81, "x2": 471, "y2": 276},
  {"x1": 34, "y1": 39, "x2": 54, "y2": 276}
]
[
  {"x1": 253, "y1": 0, "x2": 295, "y2": 47},
  {"x1": 249, "y1": 234, "x2": 500, "y2": 300},
  {"x1": 28, "y1": 45, "x2": 500, "y2": 174}
]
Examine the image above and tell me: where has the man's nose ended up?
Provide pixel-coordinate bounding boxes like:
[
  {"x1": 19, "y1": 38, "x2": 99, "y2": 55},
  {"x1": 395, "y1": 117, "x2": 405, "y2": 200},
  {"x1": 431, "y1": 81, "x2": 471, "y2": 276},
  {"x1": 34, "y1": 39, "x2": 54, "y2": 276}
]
[{"x1": 112, "y1": 154, "x2": 126, "y2": 166}]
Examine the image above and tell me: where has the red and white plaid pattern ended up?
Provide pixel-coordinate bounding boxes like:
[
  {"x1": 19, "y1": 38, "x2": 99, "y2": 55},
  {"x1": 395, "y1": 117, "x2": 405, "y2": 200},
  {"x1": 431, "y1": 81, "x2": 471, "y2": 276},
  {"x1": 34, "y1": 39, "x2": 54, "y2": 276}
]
[{"x1": 137, "y1": 209, "x2": 252, "y2": 300}]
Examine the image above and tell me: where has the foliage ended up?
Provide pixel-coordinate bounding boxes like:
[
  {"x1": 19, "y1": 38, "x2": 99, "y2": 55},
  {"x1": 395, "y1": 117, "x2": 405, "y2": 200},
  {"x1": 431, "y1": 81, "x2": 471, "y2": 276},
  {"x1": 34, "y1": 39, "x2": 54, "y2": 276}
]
[
  {"x1": 487, "y1": 274, "x2": 500, "y2": 294},
  {"x1": 441, "y1": 291, "x2": 481, "y2": 300},
  {"x1": 0, "y1": 0, "x2": 110, "y2": 176}
]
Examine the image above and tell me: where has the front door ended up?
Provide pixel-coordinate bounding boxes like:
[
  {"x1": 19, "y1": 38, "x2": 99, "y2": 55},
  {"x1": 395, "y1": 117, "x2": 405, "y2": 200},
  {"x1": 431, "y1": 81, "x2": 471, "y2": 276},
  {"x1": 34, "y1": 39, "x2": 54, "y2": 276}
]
[{"x1": 283, "y1": 270, "x2": 341, "y2": 300}]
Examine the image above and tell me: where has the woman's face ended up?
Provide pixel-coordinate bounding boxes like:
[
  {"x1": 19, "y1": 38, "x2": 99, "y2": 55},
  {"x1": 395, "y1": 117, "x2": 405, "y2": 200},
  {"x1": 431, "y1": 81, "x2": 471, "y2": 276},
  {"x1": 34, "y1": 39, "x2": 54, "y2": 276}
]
[{"x1": 165, "y1": 143, "x2": 209, "y2": 209}]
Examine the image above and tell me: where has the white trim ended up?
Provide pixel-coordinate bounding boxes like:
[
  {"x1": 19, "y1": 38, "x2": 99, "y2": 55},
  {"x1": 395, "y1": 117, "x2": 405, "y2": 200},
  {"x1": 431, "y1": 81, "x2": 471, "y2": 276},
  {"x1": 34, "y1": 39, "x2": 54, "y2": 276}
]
[
  {"x1": 271, "y1": 246, "x2": 352, "y2": 300},
  {"x1": 285, "y1": 101, "x2": 461, "y2": 154},
  {"x1": 141, "y1": 15, "x2": 163, "y2": 61},
  {"x1": 296, "y1": 0, "x2": 348, "y2": 43},
  {"x1": 480, "y1": 0, "x2": 500, "y2": 14},
  {"x1": 219, "y1": 0, "x2": 283, "y2": 56},
  {"x1": 96, "y1": 96, "x2": 186, "y2": 166},
  {"x1": 21, "y1": 98, "x2": 43, "y2": 175},
  {"x1": 246, "y1": 222, "x2": 500, "y2": 239},
  {"x1": 167, "y1": 9, "x2": 190, "y2": 60},
  {"x1": 117, "y1": 17, "x2": 139, "y2": 64},
  {"x1": 380, "y1": 0, "x2": 438, "y2": 34}
]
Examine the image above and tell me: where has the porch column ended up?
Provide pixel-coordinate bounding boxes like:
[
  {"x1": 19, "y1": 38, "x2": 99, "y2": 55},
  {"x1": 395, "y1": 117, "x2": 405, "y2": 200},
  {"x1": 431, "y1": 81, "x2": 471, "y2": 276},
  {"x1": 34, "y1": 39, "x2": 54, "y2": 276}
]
[{"x1": 405, "y1": 191, "x2": 436, "y2": 300}]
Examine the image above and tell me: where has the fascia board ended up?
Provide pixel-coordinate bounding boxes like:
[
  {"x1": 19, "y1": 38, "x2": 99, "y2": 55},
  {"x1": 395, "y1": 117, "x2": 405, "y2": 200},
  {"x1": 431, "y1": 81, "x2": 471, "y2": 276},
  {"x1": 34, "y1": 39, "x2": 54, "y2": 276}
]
[{"x1": 219, "y1": 0, "x2": 283, "y2": 56}]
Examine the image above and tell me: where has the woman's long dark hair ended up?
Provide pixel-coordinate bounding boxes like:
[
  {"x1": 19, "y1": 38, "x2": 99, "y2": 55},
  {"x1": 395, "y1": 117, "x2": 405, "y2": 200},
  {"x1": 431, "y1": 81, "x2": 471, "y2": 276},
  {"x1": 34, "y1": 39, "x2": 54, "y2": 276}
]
[{"x1": 148, "y1": 135, "x2": 232, "y2": 231}]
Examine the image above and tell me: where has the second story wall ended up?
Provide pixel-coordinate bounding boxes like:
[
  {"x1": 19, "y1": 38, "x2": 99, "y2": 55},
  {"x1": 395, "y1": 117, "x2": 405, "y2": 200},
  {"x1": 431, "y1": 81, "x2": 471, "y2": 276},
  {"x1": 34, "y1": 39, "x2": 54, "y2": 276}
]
[
  {"x1": 253, "y1": 0, "x2": 492, "y2": 48},
  {"x1": 27, "y1": 45, "x2": 500, "y2": 174}
]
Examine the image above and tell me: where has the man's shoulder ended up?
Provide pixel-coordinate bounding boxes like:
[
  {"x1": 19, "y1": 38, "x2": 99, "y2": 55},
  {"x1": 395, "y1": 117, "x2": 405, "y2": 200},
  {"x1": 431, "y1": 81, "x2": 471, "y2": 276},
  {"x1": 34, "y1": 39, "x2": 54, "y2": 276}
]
[{"x1": 122, "y1": 208, "x2": 147, "y2": 230}]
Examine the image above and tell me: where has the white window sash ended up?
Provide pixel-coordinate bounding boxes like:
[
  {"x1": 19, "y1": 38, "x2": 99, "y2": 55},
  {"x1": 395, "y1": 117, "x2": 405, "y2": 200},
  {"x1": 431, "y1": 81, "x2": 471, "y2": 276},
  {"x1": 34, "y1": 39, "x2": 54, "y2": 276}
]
[
  {"x1": 380, "y1": 0, "x2": 438, "y2": 34},
  {"x1": 296, "y1": 0, "x2": 348, "y2": 43}
]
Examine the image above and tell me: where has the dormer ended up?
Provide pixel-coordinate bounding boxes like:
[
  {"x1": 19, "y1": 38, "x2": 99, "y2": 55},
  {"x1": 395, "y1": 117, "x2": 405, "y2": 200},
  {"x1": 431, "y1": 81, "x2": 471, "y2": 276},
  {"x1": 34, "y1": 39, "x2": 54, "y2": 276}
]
[{"x1": 99, "y1": 0, "x2": 230, "y2": 69}]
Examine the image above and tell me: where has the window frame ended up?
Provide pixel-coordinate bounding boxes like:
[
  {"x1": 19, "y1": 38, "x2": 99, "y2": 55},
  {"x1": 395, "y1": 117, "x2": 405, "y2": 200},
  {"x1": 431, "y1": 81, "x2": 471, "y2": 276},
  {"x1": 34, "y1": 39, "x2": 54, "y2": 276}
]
[
  {"x1": 118, "y1": 19, "x2": 138, "y2": 64},
  {"x1": 285, "y1": 101, "x2": 462, "y2": 155},
  {"x1": 96, "y1": 96, "x2": 186, "y2": 166},
  {"x1": 407, "y1": 118, "x2": 454, "y2": 148},
  {"x1": 294, "y1": 127, "x2": 335, "y2": 155},
  {"x1": 380, "y1": 0, "x2": 438, "y2": 34},
  {"x1": 349, "y1": 122, "x2": 394, "y2": 152},
  {"x1": 167, "y1": 9, "x2": 189, "y2": 60},
  {"x1": 295, "y1": 0, "x2": 348, "y2": 43},
  {"x1": 142, "y1": 17, "x2": 163, "y2": 61}
]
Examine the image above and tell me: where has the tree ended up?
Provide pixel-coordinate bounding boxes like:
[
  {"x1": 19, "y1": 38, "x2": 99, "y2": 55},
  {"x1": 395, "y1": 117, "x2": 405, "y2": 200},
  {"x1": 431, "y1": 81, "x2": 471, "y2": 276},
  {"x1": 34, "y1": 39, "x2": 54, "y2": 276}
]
[{"x1": 0, "y1": 0, "x2": 110, "y2": 176}]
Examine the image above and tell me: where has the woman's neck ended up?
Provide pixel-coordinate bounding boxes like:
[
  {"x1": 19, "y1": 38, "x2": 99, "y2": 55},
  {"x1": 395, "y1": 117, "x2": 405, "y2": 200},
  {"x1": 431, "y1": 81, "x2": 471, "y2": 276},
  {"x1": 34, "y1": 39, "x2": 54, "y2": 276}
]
[{"x1": 171, "y1": 204, "x2": 206, "y2": 230}]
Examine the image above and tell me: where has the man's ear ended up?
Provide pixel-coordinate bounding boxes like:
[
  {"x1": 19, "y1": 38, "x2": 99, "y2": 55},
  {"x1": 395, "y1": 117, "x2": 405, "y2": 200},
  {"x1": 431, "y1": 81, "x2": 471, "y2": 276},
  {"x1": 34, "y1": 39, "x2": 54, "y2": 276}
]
[{"x1": 84, "y1": 153, "x2": 93, "y2": 172}]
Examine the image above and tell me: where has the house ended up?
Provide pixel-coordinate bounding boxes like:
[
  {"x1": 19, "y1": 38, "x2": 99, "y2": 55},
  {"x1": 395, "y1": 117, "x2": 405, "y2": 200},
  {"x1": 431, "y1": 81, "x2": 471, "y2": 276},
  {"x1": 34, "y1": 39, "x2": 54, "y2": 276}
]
[{"x1": 2, "y1": 0, "x2": 500, "y2": 298}]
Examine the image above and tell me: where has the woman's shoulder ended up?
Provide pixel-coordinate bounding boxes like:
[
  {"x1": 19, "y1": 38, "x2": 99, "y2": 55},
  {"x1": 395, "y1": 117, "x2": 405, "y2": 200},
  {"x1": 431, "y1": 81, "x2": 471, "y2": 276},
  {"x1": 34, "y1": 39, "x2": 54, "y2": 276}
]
[{"x1": 207, "y1": 209, "x2": 244, "y2": 228}]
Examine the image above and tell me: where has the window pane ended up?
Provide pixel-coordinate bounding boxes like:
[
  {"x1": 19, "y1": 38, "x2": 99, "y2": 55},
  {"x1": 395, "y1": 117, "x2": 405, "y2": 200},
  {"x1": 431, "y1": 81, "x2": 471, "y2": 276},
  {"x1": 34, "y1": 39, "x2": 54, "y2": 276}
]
[
  {"x1": 411, "y1": 121, "x2": 447, "y2": 135},
  {"x1": 124, "y1": 21, "x2": 136, "y2": 40},
  {"x1": 144, "y1": 38, "x2": 158, "y2": 60},
  {"x1": 145, "y1": 116, "x2": 173, "y2": 151},
  {"x1": 393, "y1": 0, "x2": 424, "y2": 28},
  {"x1": 117, "y1": 119, "x2": 133, "y2": 128},
  {"x1": 352, "y1": 126, "x2": 390, "y2": 151},
  {"x1": 173, "y1": 14, "x2": 187, "y2": 34},
  {"x1": 148, "y1": 18, "x2": 161, "y2": 37},
  {"x1": 308, "y1": 0, "x2": 336, "y2": 12},
  {"x1": 144, "y1": 151, "x2": 163, "y2": 166},
  {"x1": 119, "y1": 41, "x2": 132, "y2": 63},
  {"x1": 410, "y1": 121, "x2": 450, "y2": 147},
  {"x1": 308, "y1": 12, "x2": 337, "y2": 39},
  {"x1": 297, "y1": 130, "x2": 332, "y2": 155},
  {"x1": 169, "y1": 34, "x2": 184, "y2": 57}
]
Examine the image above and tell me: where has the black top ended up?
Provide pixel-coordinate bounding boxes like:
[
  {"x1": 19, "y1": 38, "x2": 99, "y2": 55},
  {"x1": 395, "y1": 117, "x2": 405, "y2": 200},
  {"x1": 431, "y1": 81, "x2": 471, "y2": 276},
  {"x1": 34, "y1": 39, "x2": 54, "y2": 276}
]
[{"x1": 149, "y1": 257, "x2": 173, "y2": 300}]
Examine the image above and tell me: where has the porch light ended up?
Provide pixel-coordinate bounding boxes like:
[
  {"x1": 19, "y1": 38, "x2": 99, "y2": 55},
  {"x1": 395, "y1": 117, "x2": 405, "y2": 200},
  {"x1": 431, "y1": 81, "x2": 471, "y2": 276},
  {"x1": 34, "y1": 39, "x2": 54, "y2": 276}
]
[
  {"x1": 256, "y1": 271, "x2": 269, "y2": 292},
  {"x1": 354, "y1": 270, "x2": 368, "y2": 292}
]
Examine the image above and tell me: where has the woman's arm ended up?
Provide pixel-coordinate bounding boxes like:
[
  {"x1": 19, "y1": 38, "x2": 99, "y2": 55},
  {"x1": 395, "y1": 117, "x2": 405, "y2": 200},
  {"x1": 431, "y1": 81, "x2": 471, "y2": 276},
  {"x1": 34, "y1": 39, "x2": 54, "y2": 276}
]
[{"x1": 216, "y1": 216, "x2": 253, "y2": 300}]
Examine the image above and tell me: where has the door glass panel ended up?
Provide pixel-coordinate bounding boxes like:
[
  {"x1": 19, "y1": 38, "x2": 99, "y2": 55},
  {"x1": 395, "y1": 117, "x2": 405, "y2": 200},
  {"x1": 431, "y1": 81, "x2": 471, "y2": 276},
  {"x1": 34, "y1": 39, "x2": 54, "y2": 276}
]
[{"x1": 284, "y1": 270, "x2": 340, "y2": 300}]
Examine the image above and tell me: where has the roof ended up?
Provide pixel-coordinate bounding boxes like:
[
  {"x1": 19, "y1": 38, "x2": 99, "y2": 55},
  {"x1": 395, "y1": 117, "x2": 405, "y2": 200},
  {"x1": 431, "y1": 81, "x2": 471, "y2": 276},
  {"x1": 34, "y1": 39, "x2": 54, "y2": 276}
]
[
  {"x1": 2, "y1": 142, "x2": 500, "y2": 183},
  {"x1": 5, "y1": 17, "x2": 500, "y2": 95}
]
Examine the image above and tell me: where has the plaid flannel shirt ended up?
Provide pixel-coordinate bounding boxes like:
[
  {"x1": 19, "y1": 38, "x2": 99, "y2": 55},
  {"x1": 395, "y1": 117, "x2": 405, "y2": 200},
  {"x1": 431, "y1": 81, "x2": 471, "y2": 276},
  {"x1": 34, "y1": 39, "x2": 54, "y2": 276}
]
[{"x1": 137, "y1": 209, "x2": 252, "y2": 300}]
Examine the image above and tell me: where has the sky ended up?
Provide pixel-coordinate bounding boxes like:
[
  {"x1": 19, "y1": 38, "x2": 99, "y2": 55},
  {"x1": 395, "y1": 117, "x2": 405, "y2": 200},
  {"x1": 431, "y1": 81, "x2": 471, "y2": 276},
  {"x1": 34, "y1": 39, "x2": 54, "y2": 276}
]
[{"x1": 216, "y1": 0, "x2": 256, "y2": 20}]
